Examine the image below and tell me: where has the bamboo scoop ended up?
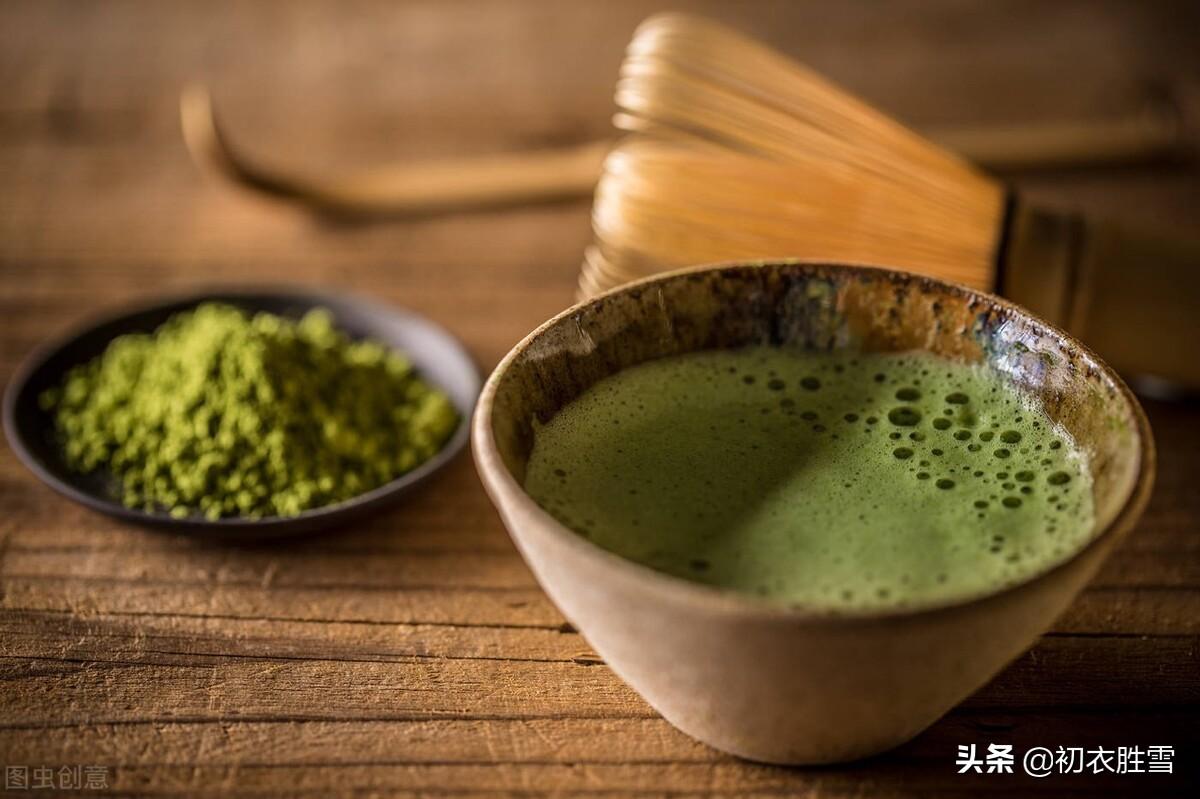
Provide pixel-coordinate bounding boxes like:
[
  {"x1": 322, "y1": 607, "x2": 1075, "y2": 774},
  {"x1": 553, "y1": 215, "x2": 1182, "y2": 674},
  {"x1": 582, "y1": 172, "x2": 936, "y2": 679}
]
[
  {"x1": 180, "y1": 85, "x2": 1183, "y2": 217},
  {"x1": 180, "y1": 85, "x2": 609, "y2": 215}
]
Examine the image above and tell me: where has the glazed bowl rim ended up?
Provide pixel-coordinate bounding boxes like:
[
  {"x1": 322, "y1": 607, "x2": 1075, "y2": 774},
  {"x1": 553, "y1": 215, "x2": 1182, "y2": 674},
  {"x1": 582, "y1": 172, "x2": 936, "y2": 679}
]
[{"x1": 472, "y1": 259, "x2": 1155, "y2": 625}]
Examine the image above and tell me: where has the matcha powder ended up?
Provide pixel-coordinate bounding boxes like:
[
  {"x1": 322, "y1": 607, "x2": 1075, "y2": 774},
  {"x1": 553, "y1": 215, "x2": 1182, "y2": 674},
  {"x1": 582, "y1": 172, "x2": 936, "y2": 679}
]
[{"x1": 40, "y1": 303, "x2": 460, "y2": 520}]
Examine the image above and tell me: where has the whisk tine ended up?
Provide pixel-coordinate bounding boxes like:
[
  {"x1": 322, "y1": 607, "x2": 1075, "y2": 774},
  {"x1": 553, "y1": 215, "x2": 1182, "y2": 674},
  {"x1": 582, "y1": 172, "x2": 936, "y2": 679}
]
[
  {"x1": 631, "y1": 14, "x2": 981, "y2": 174},
  {"x1": 587, "y1": 13, "x2": 1006, "y2": 297}
]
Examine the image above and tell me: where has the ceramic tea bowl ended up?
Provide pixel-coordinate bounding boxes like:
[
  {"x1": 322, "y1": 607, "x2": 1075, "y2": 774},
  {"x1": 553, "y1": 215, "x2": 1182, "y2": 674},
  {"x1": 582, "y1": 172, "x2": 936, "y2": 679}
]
[{"x1": 472, "y1": 261, "x2": 1153, "y2": 764}]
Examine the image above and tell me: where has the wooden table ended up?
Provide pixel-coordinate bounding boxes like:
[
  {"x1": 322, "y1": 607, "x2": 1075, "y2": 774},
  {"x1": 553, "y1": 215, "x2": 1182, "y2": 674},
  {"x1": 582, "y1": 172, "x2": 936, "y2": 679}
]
[{"x1": 1, "y1": 2, "x2": 1197, "y2": 795}]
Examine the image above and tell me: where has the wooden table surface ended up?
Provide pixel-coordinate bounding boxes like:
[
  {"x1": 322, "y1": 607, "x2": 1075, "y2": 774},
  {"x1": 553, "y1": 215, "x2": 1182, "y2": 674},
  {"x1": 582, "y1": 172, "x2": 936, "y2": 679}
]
[{"x1": 1, "y1": 2, "x2": 1197, "y2": 796}]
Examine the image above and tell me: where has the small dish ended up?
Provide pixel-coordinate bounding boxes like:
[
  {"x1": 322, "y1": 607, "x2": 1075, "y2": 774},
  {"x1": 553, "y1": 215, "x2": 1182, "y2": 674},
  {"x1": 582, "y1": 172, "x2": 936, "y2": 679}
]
[
  {"x1": 473, "y1": 261, "x2": 1154, "y2": 764},
  {"x1": 3, "y1": 288, "x2": 480, "y2": 540}
]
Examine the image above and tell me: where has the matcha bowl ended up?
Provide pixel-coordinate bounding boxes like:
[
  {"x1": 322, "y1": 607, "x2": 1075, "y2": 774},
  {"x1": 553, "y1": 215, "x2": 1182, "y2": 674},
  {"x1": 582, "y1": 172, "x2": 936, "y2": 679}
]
[{"x1": 472, "y1": 261, "x2": 1153, "y2": 764}]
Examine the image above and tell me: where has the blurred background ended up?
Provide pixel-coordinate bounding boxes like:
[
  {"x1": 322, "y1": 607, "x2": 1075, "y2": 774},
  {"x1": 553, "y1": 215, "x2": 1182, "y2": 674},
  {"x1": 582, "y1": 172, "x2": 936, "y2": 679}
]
[{"x1": 2, "y1": 0, "x2": 1199, "y2": 370}]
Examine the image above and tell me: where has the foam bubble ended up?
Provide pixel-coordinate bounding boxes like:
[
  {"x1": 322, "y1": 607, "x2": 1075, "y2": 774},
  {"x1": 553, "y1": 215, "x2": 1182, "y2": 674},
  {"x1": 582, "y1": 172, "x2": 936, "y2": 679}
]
[{"x1": 888, "y1": 407, "x2": 922, "y2": 426}]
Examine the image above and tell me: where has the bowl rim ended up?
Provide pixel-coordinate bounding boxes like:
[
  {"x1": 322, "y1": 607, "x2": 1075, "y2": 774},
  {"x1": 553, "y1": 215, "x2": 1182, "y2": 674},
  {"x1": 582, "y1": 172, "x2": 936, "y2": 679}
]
[
  {"x1": 472, "y1": 259, "x2": 1156, "y2": 624},
  {"x1": 2, "y1": 285, "x2": 481, "y2": 537}
]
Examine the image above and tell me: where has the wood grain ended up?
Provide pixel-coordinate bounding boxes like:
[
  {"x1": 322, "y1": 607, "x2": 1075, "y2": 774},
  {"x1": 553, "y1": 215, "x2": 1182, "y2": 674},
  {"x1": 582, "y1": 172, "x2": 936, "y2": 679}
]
[{"x1": 1, "y1": 1, "x2": 1198, "y2": 796}]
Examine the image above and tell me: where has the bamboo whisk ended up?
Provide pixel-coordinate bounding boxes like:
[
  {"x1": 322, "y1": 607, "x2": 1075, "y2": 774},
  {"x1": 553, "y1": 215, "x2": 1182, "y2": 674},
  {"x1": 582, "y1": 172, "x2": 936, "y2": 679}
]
[
  {"x1": 583, "y1": 13, "x2": 1008, "y2": 297},
  {"x1": 585, "y1": 13, "x2": 1200, "y2": 389}
]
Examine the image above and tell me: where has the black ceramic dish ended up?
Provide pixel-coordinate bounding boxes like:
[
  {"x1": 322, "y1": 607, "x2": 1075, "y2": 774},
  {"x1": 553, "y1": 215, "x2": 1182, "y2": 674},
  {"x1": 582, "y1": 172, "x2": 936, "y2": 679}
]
[{"x1": 2, "y1": 288, "x2": 481, "y2": 540}]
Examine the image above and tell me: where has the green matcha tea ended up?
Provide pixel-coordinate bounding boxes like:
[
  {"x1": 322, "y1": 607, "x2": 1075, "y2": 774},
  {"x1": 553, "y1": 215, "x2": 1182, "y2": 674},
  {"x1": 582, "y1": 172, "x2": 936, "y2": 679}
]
[{"x1": 524, "y1": 348, "x2": 1094, "y2": 611}]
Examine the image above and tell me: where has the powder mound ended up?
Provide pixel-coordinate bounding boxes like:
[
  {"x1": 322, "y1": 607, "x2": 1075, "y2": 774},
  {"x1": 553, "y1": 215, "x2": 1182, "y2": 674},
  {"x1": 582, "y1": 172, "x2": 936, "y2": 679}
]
[{"x1": 40, "y1": 303, "x2": 460, "y2": 519}]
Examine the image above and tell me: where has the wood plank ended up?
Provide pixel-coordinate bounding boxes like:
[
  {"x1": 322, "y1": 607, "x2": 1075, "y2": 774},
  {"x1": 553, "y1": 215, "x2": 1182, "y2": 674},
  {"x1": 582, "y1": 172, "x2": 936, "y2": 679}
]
[
  {"x1": 0, "y1": 609, "x2": 591, "y2": 664},
  {"x1": 0, "y1": 761, "x2": 1191, "y2": 798},
  {"x1": 0, "y1": 709, "x2": 1196, "y2": 797},
  {"x1": 5, "y1": 536, "x2": 1199, "y2": 592},
  {"x1": 5, "y1": 582, "x2": 1199, "y2": 638},
  {"x1": 0, "y1": 633, "x2": 1195, "y2": 730},
  {"x1": 0, "y1": 718, "x2": 715, "y2": 767},
  {"x1": 0, "y1": 656, "x2": 651, "y2": 727},
  {"x1": 0, "y1": 548, "x2": 537, "y2": 591},
  {"x1": 1056, "y1": 589, "x2": 1200, "y2": 636},
  {"x1": 0, "y1": 580, "x2": 562, "y2": 629},
  {"x1": 5, "y1": 712, "x2": 1194, "y2": 771}
]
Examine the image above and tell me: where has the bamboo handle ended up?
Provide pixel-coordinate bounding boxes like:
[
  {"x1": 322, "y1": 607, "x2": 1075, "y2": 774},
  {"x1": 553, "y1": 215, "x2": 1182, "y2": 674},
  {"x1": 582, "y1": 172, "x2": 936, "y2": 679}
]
[
  {"x1": 181, "y1": 85, "x2": 608, "y2": 215},
  {"x1": 1004, "y1": 204, "x2": 1200, "y2": 388},
  {"x1": 182, "y1": 85, "x2": 1189, "y2": 216},
  {"x1": 1070, "y1": 219, "x2": 1200, "y2": 388},
  {"x1": 932, "y1": 104, "x2": 1185, "y2": 173}
]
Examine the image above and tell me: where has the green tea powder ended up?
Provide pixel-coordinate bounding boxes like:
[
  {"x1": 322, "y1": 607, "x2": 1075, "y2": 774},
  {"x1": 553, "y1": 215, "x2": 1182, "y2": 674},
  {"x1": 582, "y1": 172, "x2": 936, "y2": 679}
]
[{"x1": 41, "y1": 303, "x2": 460, "y2": 519}]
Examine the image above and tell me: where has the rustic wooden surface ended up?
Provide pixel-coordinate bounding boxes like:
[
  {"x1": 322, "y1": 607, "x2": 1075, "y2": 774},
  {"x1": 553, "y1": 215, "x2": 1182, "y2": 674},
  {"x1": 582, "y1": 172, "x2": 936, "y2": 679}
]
[{"x1": 1, "y1": 1, "x2": 1198, "y2": 796}]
